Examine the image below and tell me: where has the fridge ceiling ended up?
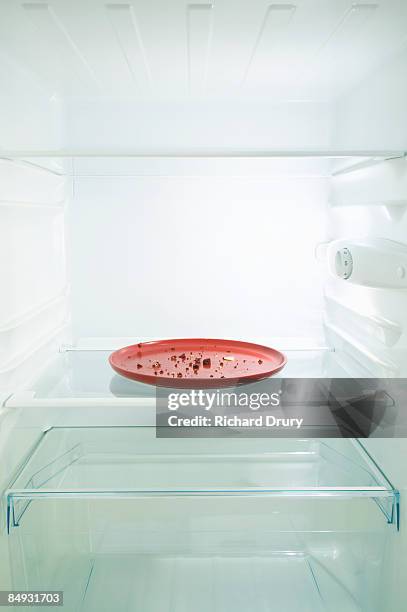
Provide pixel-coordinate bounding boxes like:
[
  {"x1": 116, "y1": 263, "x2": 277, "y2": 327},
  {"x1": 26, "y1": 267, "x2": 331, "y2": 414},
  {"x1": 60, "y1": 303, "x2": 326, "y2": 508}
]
[{"x1": 1, "y1": 0, "x2": 407, "y2": 102}]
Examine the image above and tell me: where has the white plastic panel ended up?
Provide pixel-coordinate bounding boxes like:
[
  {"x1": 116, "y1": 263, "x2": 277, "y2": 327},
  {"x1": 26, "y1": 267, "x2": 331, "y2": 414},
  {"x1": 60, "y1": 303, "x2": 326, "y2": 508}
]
[
  {"x1": 0, "y1": 206, "x2": 66, "y2": 325},
  {"x1": 187, "y1": 3, "x2": 213, "y2": 93},
  {"x1": 0, "y1": 159, "x2": 67, "y2": 204},
  {"x1": 331, "y1": 156, "x2": 407, "y2": 209},
  {"x1": 70, "y1": 156, "x2": 334, "y2": 177},
  {"x1": 0, "y1": 1, "x2": 407, "y2": 152},
  {"x1": 242, "y1": 3, "x2": 296, "y2": 86},
  {"x1": 333, "y1": 46, "x2": 407, "y2": 151},
  {"x1": 0, "y1": 161, "x2": 70, "y2": 393},
  {"x1": 105, "y1": 3, "x2": 151, "y2": 91},
  {"x1": 69, "y1": 164, "x2": 329, "y2": 340},
  {"x1": 0, "y1": 0, "x2": 406, "y2": 100},
  {"x1": 61, "y1": 99, "x2": 334, "y2": 154},
  {"x1": 0, "y1": 295, "x2": 69, "y2": 369},
  {"x1": 323, "y1": 157, "x2": 407, "y2": 376}
]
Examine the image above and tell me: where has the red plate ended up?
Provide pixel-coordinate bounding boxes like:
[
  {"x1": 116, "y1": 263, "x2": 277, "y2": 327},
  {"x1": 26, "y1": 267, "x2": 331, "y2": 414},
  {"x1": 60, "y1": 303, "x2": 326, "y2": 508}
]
[{"x1": 109, "y1": 339, "x2": 287, "y2": 388}]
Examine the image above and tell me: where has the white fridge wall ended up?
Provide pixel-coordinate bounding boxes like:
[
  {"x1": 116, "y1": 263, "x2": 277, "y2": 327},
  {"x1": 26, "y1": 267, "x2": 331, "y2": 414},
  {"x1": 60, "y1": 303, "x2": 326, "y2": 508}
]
[
  {"x1": 0, "y1": 51, "x2": 65, "y2": 151},
  {"x1": 0, "y1": 161, "x2": 71, "y2": 395},
  {"x1": 64, "y1": 98, "x2": 333, "y2": 152},
  {"x1": 323, "y1": 155, "x2": 407, "y2": 377},
  {"x1": 1, "y1": 1, "x2": 407, "y2": 153},
  {"x1": 69, "y1": 166, "x2": 328, "y2": 339},
  {"x1": 333, "y1": 46, "x2": 407, "y2": 151}
]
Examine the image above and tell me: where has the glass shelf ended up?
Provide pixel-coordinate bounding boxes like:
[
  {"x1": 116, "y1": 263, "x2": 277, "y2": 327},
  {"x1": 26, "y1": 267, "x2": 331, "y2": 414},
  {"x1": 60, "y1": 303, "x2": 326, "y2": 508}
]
[
  {"x1": 9, "y1": 347, "x2": 357, "y2": 406},
  {"x1": 5, "y1": 428, "x2": 398, "y2": 533},
  {"x1": 2, "y1": 150, "x2": 405, "y2": 158}
]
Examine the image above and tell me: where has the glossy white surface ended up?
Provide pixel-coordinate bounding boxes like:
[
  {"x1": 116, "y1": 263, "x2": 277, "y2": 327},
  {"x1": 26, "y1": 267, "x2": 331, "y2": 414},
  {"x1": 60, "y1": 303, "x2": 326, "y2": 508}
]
[
  {"x1": 1, "y1": 1, "x2": 407, "y2": 151},
  {"x1": 0, "y1": 1, "x2": 407, "y2": 608}
]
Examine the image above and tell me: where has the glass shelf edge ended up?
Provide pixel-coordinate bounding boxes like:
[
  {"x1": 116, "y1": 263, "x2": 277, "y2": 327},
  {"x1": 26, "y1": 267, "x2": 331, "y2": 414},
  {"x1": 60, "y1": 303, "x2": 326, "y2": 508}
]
[
  {"x1": 1, "y1": 150, "x2": 406, "y2": 159},
  {"x1": 6, "y1": 487, "x2": 395, "y2": 499}
]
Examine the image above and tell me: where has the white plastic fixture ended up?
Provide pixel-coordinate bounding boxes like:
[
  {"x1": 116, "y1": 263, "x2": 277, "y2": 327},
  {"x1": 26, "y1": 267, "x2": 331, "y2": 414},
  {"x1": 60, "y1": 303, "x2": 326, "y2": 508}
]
[{"x1": 325, "y1": 238, "x2": 407, "y2": 289}]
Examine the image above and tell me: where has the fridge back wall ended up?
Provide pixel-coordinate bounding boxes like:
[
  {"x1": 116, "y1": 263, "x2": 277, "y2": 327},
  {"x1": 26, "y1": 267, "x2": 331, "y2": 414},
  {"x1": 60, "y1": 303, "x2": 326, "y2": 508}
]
[{"x1": 69, "y1": 164, "x2": 328, "y2": 339}]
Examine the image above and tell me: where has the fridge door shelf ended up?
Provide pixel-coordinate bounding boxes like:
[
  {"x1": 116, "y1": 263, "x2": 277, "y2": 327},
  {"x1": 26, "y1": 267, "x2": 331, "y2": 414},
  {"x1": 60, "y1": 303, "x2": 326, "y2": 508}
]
[{"x1": 5, "y1": 427, "x2": 399, "y2": 533}]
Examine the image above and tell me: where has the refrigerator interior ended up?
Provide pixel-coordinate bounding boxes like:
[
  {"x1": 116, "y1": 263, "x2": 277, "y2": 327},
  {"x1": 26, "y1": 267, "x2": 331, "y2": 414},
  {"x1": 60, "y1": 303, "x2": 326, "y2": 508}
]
[
  {"x1": 1, "y1": 0, "x2": 407, "y2": 610},
  {"x1": 2, "y1": 431, "x2": 401, "y2": 612}
]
